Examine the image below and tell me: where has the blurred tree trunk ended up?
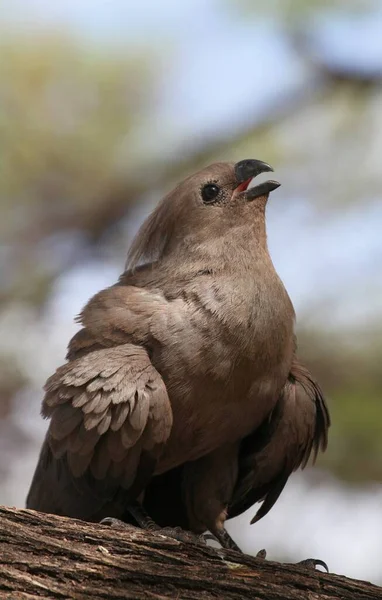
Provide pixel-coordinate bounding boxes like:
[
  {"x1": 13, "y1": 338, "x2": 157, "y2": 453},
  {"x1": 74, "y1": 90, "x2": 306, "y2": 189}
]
[{"x1": 0, "y1": 505, "x2": 380, "y2": 599}]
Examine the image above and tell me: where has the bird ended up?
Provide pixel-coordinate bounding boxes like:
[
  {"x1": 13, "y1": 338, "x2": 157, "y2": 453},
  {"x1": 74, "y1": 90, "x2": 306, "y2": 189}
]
[{"x1": 26, "y1": 159, "x2": 329, "y2": 556}]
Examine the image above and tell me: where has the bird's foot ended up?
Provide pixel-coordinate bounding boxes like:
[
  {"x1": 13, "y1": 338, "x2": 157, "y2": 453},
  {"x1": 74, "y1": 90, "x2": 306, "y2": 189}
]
[
  {"x1": 100, "y1": 517, "x2": 134, "y2": 530},
  {"x1": 100, "y1": 516, "x2": 206, "y2": 546},
  {"x1": 255, "y1": 548, "x2": 329, "y2": 572},
  {"x1": 155, "y1": 526, "x2": 207, "y2": 546}
]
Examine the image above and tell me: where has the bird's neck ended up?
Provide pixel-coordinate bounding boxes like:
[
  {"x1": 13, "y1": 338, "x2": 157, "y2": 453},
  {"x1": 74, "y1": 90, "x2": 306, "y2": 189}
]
[{"x1": 176, "y1": 218, "x2": 270, "y2": 275}]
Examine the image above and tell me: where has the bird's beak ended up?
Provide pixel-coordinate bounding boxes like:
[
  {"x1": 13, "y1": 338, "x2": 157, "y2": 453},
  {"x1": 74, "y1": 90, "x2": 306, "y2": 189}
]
[{"x1": 234, "y1": 159, "x2": 280, "y2": 200}]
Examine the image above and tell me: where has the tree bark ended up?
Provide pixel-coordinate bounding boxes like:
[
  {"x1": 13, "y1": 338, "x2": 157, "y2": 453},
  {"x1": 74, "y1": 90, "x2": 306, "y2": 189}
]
[{"x1": 0, "y1": 505, "x2": 379, "y2": 600}]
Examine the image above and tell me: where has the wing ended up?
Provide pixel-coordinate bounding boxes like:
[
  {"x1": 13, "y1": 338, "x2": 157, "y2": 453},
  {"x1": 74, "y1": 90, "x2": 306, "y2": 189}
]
[
  {"x1": 228, "y1": 358, "x2": 330, "y2": 522},
  {"x1": 42, "y1": 342, "x2": 172, "y2": 484},
  {"x1": 27, "y1": 282, "x2": 175, "y2": 517}
]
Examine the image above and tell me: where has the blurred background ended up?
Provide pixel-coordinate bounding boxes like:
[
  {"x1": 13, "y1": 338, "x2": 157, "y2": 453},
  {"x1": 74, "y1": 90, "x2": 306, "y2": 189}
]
[{"x1": 1, "y1": 0, "x2": 382, "y2": 584}]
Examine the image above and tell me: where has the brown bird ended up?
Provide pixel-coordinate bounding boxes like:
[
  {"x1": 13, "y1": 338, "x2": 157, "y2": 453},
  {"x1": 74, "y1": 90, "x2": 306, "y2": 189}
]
[{"x1": 27, "y1": 159, "x2": 329, "y2": 556}]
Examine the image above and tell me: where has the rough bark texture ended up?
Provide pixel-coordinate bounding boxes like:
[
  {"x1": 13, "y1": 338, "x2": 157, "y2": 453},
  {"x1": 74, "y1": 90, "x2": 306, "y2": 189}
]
[{"x1": 0, "y1": 505, "x2": 380, "y2": 599}]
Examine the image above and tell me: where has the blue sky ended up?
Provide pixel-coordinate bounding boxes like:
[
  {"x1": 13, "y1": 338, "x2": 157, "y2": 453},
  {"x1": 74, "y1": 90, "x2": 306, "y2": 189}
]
[
  {"x1": 0, "y1": 1, "x2": 306, "y2": 137},
  {"x1": 3, "y1": 0, "x2": 382, "y2": 138}
]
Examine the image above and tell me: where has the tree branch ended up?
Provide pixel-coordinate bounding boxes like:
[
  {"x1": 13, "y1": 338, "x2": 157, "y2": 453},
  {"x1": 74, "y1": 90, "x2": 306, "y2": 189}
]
[{"x1": 0, "y1": 505, "x2": 380, "y2": 599}]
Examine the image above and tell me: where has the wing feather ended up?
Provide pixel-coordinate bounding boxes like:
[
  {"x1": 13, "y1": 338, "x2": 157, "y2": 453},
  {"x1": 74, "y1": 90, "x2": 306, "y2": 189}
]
[
  {"x1": 42, "y1": 343, "x2": 173, "y2": 491},
  {"x1": 228, "y1": 358, "x2": 330, "y2": 523}
]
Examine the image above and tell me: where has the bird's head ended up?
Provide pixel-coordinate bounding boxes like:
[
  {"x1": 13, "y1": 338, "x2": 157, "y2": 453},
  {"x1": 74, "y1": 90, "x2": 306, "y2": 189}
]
[
  {"x1": 186, "y1": 158, "x2": 279, "y2": 209},
  {"x1": 127, "y1": 159, "x2": 280, "y2": 270}
]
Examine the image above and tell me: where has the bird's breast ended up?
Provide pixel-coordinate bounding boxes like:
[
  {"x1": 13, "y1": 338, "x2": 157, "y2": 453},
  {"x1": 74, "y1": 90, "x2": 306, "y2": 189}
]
[{"x1": 154, "y1": 271, "x2": 295, "y2": 472}]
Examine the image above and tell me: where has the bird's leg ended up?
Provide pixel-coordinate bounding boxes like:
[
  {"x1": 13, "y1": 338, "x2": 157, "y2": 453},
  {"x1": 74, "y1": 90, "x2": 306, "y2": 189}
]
[
  {"x1": 124, "y1": 501, "x2": 160, "y2": 531},
  {"x1": 209, "y1": 526, "x2": 242, "y2": 552},
  {"x1": 101, "y1": 502, "x2": 207, "y2": 546}
]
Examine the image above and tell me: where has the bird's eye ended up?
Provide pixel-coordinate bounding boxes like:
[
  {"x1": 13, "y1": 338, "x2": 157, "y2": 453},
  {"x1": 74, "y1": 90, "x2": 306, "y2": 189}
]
[{"x1": 201, "y1": 183, "x2": 221, "y2": 204}]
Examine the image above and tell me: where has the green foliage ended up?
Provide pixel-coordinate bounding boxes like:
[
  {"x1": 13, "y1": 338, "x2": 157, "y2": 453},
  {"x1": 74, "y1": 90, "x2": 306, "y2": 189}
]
[
  {"x1": 329, "y1": 386, "x2": 382, "y2": 482},
  {"x1": 0, "y1": 33, "x2": 154, "y2": 243},
  {"x1": 299, "y1": 330, "x2": 382, "y2": 483},
  {"x1": 0, "y1": 32, "x2": 157, "y2": 308}
]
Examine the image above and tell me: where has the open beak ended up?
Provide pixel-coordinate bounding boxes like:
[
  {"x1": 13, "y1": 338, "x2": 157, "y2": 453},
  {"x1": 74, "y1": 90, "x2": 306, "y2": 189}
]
[{"x1": 234, "y1": 159, "x2": 280, "y2": 200}]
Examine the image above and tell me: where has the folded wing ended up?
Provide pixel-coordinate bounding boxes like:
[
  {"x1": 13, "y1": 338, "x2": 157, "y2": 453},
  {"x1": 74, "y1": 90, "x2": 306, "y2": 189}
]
[
  {"x1": 228, "y1": 358, "x2": 330, "y2": 523},
  {"x1": 26, "y1": 283, "x2": 174, "y2": 518},
  {"x1": 43, "y1": 343, "x2": 172, "y2": 484}
]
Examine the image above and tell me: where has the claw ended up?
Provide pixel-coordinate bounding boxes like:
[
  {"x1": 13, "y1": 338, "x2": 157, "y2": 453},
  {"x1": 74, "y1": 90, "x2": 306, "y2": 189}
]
[
  {"x1": 296, "y1": 558, "x2": 329, "y2": 573},
  {"x1": 254, "y1": 549, "x2": 328, "y2": 573}
]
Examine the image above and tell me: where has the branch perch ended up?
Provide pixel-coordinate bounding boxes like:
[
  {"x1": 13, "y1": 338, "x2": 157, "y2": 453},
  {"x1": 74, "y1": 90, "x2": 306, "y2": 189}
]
[{"x1": 0, "y1": 505, "x2": 380, "y2": 599}]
